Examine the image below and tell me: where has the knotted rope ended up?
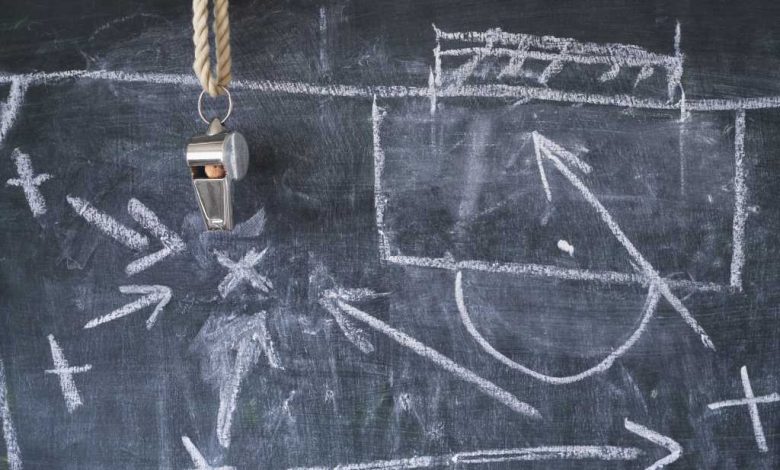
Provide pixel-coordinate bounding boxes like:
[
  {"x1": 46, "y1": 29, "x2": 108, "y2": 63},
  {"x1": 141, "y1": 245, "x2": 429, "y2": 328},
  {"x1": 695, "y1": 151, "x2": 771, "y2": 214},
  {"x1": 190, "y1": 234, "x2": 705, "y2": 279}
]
[{"x1": 192, "y1": 0, "x2": 232, "y2": 97}]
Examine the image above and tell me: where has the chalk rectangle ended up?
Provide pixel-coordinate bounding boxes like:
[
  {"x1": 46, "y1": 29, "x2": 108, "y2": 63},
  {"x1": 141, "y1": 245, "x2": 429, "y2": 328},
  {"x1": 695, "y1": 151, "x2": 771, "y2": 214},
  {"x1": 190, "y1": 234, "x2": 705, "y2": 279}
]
[{"x1": 375, "y1": 101, "x2": 740, "y2": 290}]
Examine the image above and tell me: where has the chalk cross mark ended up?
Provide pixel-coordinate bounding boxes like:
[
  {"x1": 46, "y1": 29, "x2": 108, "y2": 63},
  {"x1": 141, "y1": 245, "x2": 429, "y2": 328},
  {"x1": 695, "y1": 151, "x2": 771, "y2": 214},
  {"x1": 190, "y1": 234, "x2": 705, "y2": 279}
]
[
  {"x1": 6, "y1": 148, "x2": 51, "y2": 216},
  {"x1": 708, "y1": 366, "x2": 779, "y2": 453},
  {"x1": 215, "y1": 248, "x2": 273, "y2": 298},
  {"x1": 45, "y1": 335, "x2": 92, "y2": 413}
]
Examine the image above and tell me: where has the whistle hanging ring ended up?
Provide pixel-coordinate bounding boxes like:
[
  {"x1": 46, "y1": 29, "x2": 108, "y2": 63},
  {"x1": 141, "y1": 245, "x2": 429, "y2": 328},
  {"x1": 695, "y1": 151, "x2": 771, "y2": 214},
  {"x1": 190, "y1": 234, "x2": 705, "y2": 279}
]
[{"x1": 197, "y1": 86, "x2": 233, "y2": 124}]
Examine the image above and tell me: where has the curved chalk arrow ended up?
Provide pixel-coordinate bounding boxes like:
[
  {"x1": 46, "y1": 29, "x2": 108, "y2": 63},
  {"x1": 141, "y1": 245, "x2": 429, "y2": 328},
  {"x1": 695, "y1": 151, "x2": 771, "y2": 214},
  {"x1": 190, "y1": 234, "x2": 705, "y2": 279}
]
[
  {"x1": 531, "y1": 131, "x2": 714, "y2": 350},
  {"x1": 84, "y1": 285, "x2": 172, "y2": 330},
  {"x1": 288, "y1": 418, "x2": 681, "y2": 469}
]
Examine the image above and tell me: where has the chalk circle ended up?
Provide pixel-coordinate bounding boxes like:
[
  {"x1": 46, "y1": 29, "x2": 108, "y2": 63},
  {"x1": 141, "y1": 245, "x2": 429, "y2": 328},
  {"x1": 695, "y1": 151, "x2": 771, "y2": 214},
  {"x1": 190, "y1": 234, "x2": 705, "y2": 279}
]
[{"x1": 454, "y1": 270, "x2": 662, "y2": 385}]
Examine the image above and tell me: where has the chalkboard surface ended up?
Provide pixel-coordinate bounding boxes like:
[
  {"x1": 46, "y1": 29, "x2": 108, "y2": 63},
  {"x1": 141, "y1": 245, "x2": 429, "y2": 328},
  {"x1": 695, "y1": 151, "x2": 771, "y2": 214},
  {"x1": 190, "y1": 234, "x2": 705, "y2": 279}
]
[{"x1": 2, "y1": 1, "x2": 780, "y2": 469}]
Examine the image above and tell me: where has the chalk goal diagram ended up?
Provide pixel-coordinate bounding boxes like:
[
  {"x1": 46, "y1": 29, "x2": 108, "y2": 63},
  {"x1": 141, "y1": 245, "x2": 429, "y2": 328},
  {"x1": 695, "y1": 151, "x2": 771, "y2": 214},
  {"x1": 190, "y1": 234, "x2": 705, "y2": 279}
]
[{"x1": 374, "y1": 25, "x2": 751, "y2": 384}]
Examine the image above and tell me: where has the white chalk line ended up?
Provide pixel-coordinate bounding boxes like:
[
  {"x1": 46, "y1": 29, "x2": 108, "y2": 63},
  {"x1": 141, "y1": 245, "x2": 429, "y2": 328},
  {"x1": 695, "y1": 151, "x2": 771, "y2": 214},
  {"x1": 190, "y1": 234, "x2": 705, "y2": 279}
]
[
  {"x1": 386, "y1": 254, "x2": 729, "y2": 293},
  {"x1": 217, "y1": 336, "x2": 255, "y2": 448},
  {"x1": 182, "y1": 435, "x2": 235, "y2": 470},
  {"x1": 125, "y1": 198, "x2": 186, "y2": 276},
  {"x1": 623, "y1": 418, "x2": 682, "y2": 470},
  {"x1": 741, "y1": 366, "x2": 769, "y2": 453},
  {"x1": 372, "y1": 98, "x2": 392, "y2": 260},
  {"x1": 706, "y1": 366, "x2": 778, "y2": 453},
  {"x1": 83, "y1": 285, "x2": 172, "y2": 330},
  {"x1": 0, "y1": 69, "x2": 775, "y2": 111},
  {"x1": 46, "y1": 335, "x2": 91, "y2": 413},
  {"x1": 730, "y1": 109, "x2": 748, "y2": 290},
  {"x1": 0, "y1": 78, "x2": 28, "y2": 149},
  {"x1": 434, "y1": 25, "x2": 678, "y2": 64},
  {"x1": 319, "y1": 298, "x2": 376, "y2": 354},
  {"x1": 6, "y1": 148, "x2": 51, "y2": 217},
  {"x1": 333, "y1": 299, "x2": 541, "y2": 419},
  {"x1": 708, "y1": 393, "x2": 780, "y2": 410},
  {"x1": 66, "y1": 195, "x2": 149, "y2": 250},
  {"x1": 456, "y1": 271, "x2": 661, "y2": 384},
  {"x1": 289, "y1": 418, "x2": 681, "y2": 469},
  {"x1": 0, "y1": 359, "x2": 23, "y2": 470},
  {"x1": 537, "y1": 134, "x2": 716, "y2": 350}
]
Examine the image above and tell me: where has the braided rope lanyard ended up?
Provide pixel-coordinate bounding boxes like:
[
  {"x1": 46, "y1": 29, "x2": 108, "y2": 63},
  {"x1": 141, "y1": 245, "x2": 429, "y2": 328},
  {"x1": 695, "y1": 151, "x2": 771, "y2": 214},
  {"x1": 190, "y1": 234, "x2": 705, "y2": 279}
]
[{"x1": 192, "y1": 0, "x2": 233, "y2": 122}]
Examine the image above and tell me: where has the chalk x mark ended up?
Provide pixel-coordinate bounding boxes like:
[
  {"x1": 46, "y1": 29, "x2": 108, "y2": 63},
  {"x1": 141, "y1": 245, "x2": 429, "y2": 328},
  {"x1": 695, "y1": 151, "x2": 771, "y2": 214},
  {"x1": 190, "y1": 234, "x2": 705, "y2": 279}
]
[
  {"x1": 125, "y1": 198, "x2": 186, "y2": 275},
  {"x1": 83, "y1": 285, "x2": 172, "y2": 330},
  {"x1": 215, "y1": 248, "x2": 273, "y2": 298},
  {"x1": 457, "y1": 273, "x2": 661, "y2": 384},
  {"x1": 322, "y1": 288, "x2": 540, "y2": 419},
  {"x1": 0, "y1": 359, "x2": 23, "y2": 470},
  {"x1": 6, "y1": 148, "x2": 51, "y2": 217},
  {"x1": 181, "y1": 436, "x2": 235, "y2": 470},
  {"x1": 533, "y1": 131, "x2": 715, "y2": 350},
  {"x1": 707, "y1": 366, "x2": 779, "y2": 453},
  {"x1": 289, "y1": 418, "x2": 680, "y2": 469},
  {"x1": 45, "y1": 335, "x2": 92, "y2": 413},
  {"x1": 66, "y1": 195, "x2": 149, "y2": 250}
]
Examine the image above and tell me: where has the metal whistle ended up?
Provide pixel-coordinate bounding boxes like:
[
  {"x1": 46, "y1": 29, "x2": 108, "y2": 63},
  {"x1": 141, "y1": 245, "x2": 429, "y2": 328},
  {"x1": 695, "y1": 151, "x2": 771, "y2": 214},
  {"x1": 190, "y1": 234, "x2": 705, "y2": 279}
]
[{"x1": 186, "y1": 118, "x2": 249, "y2": 230}]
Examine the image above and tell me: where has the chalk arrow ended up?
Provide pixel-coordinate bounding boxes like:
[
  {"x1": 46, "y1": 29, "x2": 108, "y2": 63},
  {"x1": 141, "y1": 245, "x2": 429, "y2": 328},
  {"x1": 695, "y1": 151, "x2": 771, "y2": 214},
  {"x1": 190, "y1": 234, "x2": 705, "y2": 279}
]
[
  {"x1": 181, "y1": 436, "x2": 235, "y2": 470},
  {"x1": 125, "y1": 198, "x2": 186, "y2": 276},
  {"x1": 66, "y1": 196, "x2": 185, "y2": 275},
  {"x1": 531, "y1": 131, "x2": 592, "y2": 202},
  {"x1": 319, "y1": 288, "x2": 389, "y2": 354},
  {"x1": 320, "y1": 287, "x2": 541, "y2": 420},
  {"x1": 531, "y1": 131, "x2": 715, "y2": 350},
  {"x1": 288, "y1": 418, "x2": 681, "y2": 470},
  {"x1": 84, "y1": 285, "x2": 172, "y2": 330},
  {"x1": 66, "y1": 195, "x2": 149, "y2": 250}
]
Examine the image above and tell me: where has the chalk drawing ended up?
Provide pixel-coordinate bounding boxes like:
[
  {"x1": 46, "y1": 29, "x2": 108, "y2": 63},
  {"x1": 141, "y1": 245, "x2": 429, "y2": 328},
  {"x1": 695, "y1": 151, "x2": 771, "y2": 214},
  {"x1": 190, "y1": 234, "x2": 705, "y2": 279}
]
[
  {"x1": 322, "y1": 288, "x2": 541, "y2": 419},
  {"x1": 125, "y1": 198, "x2": 186, "y2": 275},
  {"x1": 319, "y1": 287, "x2": 384, "y2": 354},
  {"x1": 66, "y1": 195, "x2": 149, "y2": 250},
  {"x1": 194, "y1": 312, "x2": 282, "y2": 449},
  {"x1": 0, "y1": 359, "x2": 23, "y2": 470},
  {"x1": 6, "y1": 148, "x2": 51, "y2": 217},
  {"x1": 707, "y1": 366, "x2": 779, "y2": 453},
  {"x1": 433, "y1": 25, "x2": 684, "y2": 102},
  {"x1": 289, "y1": 418, "x2": 681, "y2": 469},
  {"x1": 45, "y1": 335, "x2": 92, "y2": 413},
  {"x1": 730, "y1": 109, "x2": 748, "y2": 290},
  {"x1": 533, "y1": 131, "x2": 715, "y2": 349},
  {"x1": 0, "y1": 78, "x2": 28, "y2": 149},
  {"x1": 83, "y1": 285, "x2": 172, "y2": 330},
  {"x1": 457, "y1": 273, "x2": 662, "y2": 384},
  {"x1": 181, "y1": 436, "x2": 235, "y2": 470},
  {"x1": 215, "y1": 247, "x2": 273, "y2": 298},
  {"x1": 0, "y1": 68, "x2": 775, "y2": 111}
]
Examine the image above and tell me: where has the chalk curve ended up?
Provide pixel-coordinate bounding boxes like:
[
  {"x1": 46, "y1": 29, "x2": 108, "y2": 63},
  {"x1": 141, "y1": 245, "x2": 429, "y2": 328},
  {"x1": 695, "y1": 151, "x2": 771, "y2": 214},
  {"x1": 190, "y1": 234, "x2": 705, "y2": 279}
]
[{"x1": 455, "y1": 270, "x2": 661, "y2": 385}]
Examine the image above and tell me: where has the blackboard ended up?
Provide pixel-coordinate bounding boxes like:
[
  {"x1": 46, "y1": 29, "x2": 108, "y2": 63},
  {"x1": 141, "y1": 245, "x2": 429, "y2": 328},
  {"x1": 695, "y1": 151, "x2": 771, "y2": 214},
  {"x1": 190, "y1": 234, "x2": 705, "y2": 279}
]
[{"x1": 2, "y1": 1, "x2": 780, "y2": 468}]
